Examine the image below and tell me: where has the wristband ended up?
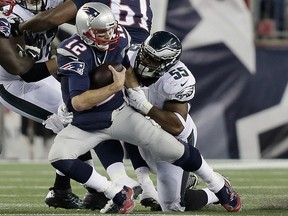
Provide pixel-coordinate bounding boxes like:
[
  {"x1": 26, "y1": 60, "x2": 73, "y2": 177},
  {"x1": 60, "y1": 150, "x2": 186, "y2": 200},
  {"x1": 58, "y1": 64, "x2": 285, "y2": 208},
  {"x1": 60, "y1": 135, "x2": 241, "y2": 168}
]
[{"x1": 141, "y1": 100, "x2": 153, "y2": 115}]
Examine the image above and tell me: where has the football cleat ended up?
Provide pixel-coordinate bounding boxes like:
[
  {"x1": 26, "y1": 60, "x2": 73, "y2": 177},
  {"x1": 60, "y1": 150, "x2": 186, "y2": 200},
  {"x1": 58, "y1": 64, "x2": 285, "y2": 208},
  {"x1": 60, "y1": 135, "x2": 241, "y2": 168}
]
[
  {"x1": 44, "y1": 187, "x2": 83, "y2": 209},
  {"x1": 100, "y1": 186, "x2": 139, "y2": 214},
  {"x1": 186, "y1": 173, "x2": 199, "y2": 190},
  {"x1": 82, "y1": 190, "x2": 109, "y2": 210},
  {"x1": 140, "y1": 197, "x2": 161, "y2": 211},
  {"x1": 215, "y1": 176, "x2": 242, "y2": 212},
  {"x1": 132, "y1": 185, "x2": 143, "y2": 199},
  {"x1": 113, "y1": 186, "x2": 135, "y2": 214}
]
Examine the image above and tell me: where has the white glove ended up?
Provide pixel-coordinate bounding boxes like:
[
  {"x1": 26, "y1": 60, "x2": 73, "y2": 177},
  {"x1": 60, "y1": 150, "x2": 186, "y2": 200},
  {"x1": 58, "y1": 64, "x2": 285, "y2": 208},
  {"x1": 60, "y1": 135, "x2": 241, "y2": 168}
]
[
  {"x1": 42, "y1": 114, "x2": 65, "y2": 134},
  {"x1": 126, "y1": 87, "x2": 153, "y2": 115},
  {"x1": 16, "y1": 44, "x2": 42, "y2": 61},
  {"x1": 42, "y1": 104, "x2": 73, "y2": 134},
  {"x1": 57, "y1": 103, "x2": 73, "y2": 125}
]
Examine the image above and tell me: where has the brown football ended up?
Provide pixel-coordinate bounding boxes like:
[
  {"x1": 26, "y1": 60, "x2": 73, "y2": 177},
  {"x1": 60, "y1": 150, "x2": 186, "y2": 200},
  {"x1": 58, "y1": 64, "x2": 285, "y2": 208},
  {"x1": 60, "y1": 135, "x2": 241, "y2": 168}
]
[{"x1": 90, "y1": 62, "x2": 124, "y2": 89}]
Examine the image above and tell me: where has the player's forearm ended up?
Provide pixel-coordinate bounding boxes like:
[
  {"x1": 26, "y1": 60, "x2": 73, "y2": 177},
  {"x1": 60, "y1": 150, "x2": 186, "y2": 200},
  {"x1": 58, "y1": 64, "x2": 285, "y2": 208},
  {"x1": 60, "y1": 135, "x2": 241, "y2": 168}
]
[
  {"x1": 19, "y1": 0, "x2": 77, "y2": 33},
  {"x1": 5, "y1": 57, "x2": 34, "y2": 75},
  {"x1": 0, "y1": 38, "x2": 34, "y2": 75},
  {"x1": 19, "y1": 11, "x2": 53, "y2": 33},
  {"x1": 71, "y1": 84, "x2": 122, "y2": 112},
  {"x1": 46, "y1": 58, "x2": 58, "y2": 76},
  {"x1": 125, "y1": 67, "x2": 139, "y2": 88},
  {"x1": 148, "y1": 107, "x2": 184, "y2": 136}
]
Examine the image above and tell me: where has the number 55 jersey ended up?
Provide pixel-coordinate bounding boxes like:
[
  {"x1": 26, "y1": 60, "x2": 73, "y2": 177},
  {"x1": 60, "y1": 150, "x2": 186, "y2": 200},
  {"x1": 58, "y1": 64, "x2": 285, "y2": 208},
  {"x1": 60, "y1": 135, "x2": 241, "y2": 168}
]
[{"x1": 128, "y1": 48, "x2": 197, "y2": 144}]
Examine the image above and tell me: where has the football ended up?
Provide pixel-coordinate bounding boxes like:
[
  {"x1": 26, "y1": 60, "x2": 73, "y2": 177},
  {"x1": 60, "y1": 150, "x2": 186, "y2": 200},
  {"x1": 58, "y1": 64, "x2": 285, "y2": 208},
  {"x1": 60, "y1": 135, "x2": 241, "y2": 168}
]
[{"x1": 89, "y1": 62, "x2": 124, "y2": 89}]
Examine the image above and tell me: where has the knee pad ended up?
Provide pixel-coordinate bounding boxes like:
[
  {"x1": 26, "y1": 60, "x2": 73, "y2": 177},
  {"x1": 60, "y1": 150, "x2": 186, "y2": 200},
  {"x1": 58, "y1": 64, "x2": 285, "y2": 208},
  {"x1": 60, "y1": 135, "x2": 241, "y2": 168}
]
[
  {"x1": 52, "y1": 159, "x2": 93, "y2": 183},
  {"x1": 173, "y1": 144, "x2": 202, "y2": 172}
]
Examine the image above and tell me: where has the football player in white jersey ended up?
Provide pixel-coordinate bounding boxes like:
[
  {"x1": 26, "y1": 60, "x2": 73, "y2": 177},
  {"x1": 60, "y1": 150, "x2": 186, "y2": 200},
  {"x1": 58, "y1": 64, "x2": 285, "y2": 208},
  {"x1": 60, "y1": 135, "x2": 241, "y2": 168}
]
[
  {"x1": 0, "y1": 0, "x2": 63, "y2": 124},
  {"x1": 125, "y1": 31, "x2": 225, "y2": 211}
]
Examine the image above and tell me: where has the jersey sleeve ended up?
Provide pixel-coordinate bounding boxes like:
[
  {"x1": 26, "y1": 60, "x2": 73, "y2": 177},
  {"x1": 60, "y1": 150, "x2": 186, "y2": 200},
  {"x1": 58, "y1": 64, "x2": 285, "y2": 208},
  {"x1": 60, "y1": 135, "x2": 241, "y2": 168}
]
[
  {"x1": 71, "y1": 0, "x2": 89, "y2": 9},
  {"x1": 56, "y1": 35, "x2": 91, "y2": 76},
  {"x1": 155, "y1": 63, "x2": 196, "y2": 102},
  {"x1": 56, "y1": 37, "x2": 91, "y2": 98}
]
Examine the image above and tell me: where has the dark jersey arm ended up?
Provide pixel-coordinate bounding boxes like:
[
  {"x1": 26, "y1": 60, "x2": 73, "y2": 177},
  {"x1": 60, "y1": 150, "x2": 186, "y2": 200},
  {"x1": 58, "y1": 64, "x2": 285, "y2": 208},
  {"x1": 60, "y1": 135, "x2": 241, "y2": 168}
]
[{"x1": 19, "y1": 0, "x2": 78, "y2": 33}]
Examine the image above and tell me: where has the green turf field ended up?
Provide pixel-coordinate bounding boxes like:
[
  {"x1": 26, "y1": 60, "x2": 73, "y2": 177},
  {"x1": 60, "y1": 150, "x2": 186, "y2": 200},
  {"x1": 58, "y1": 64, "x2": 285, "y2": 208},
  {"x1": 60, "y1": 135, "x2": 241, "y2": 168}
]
[{"x1": 0, "y1": 160, "x2": 287, "y2": 216}]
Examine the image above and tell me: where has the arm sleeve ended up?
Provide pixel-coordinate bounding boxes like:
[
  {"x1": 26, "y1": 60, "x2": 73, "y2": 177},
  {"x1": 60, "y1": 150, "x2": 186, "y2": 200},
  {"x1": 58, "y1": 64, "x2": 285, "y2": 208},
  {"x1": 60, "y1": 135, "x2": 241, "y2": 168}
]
[{"x1": 20, "y1": 62, "x2": 51, "y2": 82}]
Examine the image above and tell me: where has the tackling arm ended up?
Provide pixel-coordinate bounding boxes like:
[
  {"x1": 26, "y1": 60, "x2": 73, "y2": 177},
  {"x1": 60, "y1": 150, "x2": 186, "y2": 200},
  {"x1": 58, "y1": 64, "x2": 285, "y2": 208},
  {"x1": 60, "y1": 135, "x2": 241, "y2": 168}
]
[
  {"x1": 20, "y1": 58, "x2": 58, "y2": 82},
  {"x1": 0, "y1": 37, "x2": 34, "y2": 75},
  {"x1": 147, "y1": 100, "x2": 188, "y2": 136},
  {"x1": 19, "y1": 0, "x2": 77, "y2": 33},
  {"x1": 124, "y1": 67, "x2": 140, "y2": 88}
]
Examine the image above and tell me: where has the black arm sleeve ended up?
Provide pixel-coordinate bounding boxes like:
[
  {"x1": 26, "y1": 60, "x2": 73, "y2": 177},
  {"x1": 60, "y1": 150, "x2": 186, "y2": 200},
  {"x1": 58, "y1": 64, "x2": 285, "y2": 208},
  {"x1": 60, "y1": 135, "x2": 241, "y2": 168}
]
[{"x1": 20, "y1": 62, "x2": 50, "y2": 82}]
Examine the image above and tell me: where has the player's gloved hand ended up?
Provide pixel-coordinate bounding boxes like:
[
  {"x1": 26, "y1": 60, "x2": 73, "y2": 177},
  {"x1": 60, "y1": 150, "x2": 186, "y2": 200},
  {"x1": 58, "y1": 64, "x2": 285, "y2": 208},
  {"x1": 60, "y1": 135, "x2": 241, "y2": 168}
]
[
  {"x1": 57, "y1": 103, "x2": 73, "y2": 125},
  {"x1": 16, "y1": 44, "x2": 42, "y2": 62},
  {"x1": 42, "y1": 104, "x2": 73, "y2": 133},
  {"x1": 23, "y1": 30, "x2": 44, "y2": 48},
  {"x1": 126, "y1": 86, "x2": 153, "y2": 115},
  {"x1": 42, "y1": 114, "x2": 65, "y2": 134},
  {"x1": 8, "y1": 17, "x2": 22, "y2": 37}
]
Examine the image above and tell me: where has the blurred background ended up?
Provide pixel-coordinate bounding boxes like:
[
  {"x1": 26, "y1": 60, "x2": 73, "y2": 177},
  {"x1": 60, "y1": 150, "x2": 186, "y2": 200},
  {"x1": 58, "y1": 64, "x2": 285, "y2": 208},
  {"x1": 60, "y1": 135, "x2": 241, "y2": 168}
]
[{"x1": 0, "y1": 0, "x2": 287, "y2": 160}]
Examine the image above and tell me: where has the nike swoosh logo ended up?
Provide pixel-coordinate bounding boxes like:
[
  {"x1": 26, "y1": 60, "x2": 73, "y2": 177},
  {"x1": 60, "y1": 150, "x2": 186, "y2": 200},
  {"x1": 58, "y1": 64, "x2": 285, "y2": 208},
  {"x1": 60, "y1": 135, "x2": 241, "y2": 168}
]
[{"x1": 180, "y1": 80, "x2": 188, "y2": 87}]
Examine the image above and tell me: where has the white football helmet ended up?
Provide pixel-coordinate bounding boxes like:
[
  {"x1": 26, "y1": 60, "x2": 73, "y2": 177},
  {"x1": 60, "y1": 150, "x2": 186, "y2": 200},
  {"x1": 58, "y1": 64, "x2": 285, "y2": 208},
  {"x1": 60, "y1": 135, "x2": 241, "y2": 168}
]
[{"x1": 76, "y1": 2, "x2": 119, "y2": 51}]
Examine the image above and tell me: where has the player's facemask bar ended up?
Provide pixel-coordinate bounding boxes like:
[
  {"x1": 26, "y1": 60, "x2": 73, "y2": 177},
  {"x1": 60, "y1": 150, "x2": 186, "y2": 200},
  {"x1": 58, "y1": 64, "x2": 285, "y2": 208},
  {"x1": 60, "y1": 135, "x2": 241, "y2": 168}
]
[
  {"x1": 0, "y1": 0, "x2": 15, "y2": 15},
  {"x1": 84, "y1": 25, "x2": 120, "y2": 51},
  {"x1": 134, "y1": 48, "x2": 165, "y2": 78}
]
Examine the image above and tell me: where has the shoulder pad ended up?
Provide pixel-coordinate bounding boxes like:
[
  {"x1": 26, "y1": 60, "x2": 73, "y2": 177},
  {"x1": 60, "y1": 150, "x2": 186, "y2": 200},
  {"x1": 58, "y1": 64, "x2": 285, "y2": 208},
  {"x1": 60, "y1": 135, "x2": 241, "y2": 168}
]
[
  {"x1": 118, "y1": 25, "x2": 131, "y2": 50},
  {"x1": 0, "y1": 17, "x2": 11, "y2": 38},
  {"x1": 160, "y1": 63, "x2": 196, "y2": 102},
  {"x1": 57, "y1": 48, "x2": 86, "y2": 76}
]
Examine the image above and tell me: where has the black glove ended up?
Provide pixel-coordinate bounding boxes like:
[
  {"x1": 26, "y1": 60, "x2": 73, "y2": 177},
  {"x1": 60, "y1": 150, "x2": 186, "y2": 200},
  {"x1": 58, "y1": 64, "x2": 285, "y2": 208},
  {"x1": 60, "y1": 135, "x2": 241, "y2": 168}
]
[
  {"x1": 16, "y1": 44, "x2": 41, "y2": 62},
  {"x1": 9, "y1": 18, "x2": 23, "y2": 37}
]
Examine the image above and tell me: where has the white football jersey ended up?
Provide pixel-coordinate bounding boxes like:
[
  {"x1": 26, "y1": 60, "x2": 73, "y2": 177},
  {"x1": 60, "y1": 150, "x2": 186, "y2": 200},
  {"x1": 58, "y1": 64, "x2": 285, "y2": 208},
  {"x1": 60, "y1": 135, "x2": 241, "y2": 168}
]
[{"x1": 128, "y1": 48, "x2": 197, "y2": 144}]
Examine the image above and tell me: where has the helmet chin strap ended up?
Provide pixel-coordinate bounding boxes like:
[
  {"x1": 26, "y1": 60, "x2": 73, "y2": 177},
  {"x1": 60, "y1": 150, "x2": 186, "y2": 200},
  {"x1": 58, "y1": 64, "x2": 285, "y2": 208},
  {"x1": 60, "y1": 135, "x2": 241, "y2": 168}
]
[{"x1": 95, "y1": 43, "x2": 109, "y2": 51}]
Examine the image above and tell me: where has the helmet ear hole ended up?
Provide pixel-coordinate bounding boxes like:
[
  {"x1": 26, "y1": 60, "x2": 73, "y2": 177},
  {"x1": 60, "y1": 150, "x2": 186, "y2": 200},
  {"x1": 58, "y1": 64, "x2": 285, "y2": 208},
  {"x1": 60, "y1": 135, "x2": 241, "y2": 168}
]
[{"x1": 134, "y1": 31, "x2": 182, "y2": 79}]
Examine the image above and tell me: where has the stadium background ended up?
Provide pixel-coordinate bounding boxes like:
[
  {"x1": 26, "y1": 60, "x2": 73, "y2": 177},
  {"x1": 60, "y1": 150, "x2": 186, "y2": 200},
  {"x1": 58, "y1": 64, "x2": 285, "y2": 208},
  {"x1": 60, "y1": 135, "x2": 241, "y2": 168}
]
[{"x1": 0, "y1": 0, "x2": 287, "y2": 160}]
